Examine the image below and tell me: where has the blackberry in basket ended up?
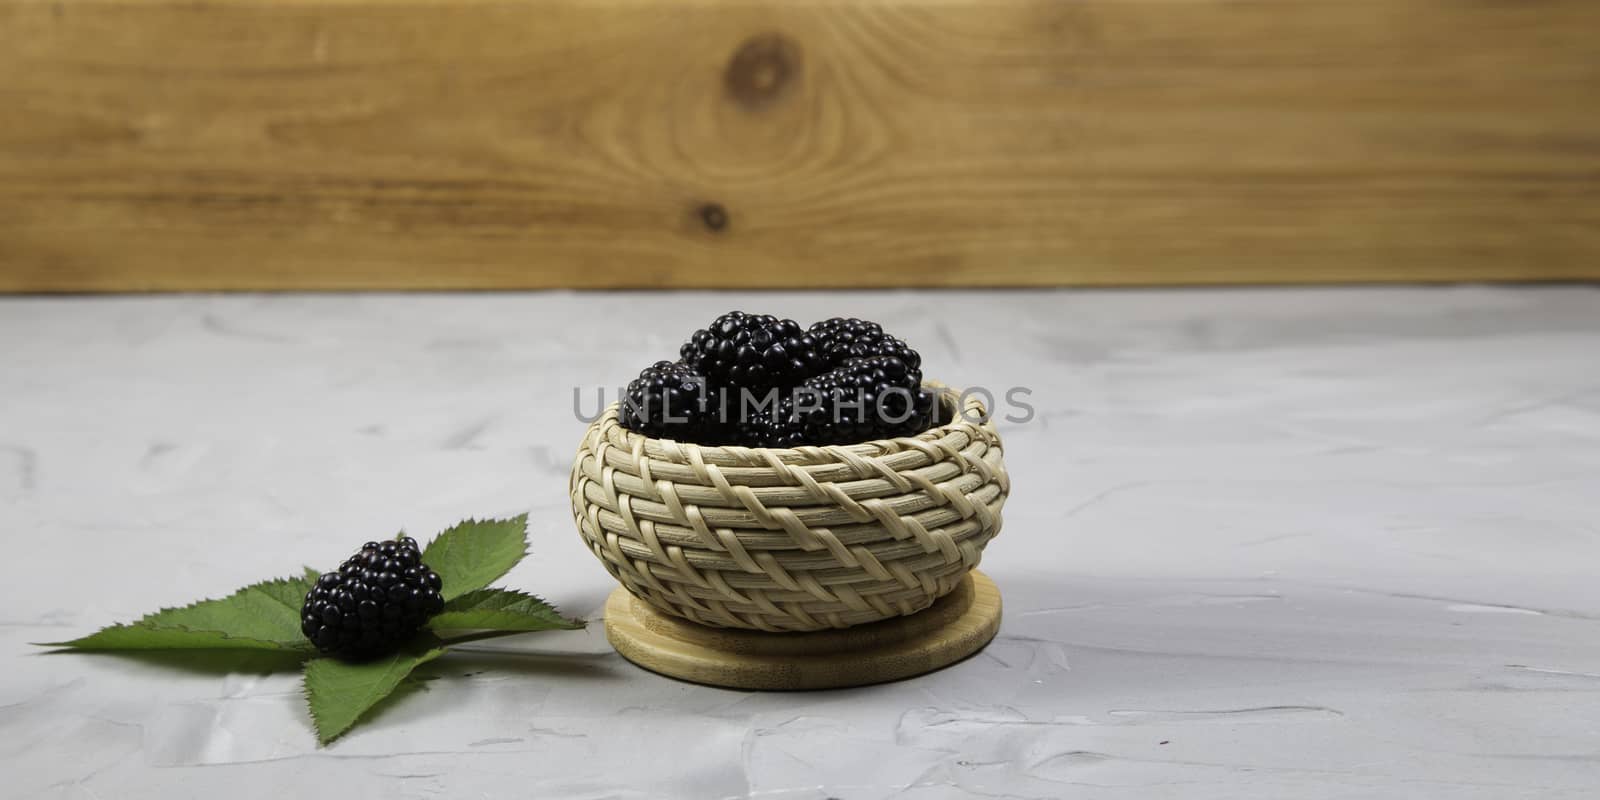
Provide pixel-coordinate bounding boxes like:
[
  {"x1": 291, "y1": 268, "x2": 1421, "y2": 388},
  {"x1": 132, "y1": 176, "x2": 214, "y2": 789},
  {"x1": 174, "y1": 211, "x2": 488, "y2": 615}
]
[
  {"x1": 619, "y1": 360, "x2": 721, "y2": 442},
  {"x1": 680, "y1": 311, "x2": 827, "y2": 392},
  {"x1": 808, "y1": 317, "x2": 923, "y2": 379},
  {"x1": 801, "y1": 355, "x2": 931, "y2": 444}
]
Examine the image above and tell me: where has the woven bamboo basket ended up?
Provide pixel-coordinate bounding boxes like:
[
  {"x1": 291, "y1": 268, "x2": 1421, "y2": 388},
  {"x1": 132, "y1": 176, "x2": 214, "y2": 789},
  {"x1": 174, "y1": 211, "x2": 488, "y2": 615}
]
[{"x1": 570, "y1": 388, "x2": 1009, "y2": 632}]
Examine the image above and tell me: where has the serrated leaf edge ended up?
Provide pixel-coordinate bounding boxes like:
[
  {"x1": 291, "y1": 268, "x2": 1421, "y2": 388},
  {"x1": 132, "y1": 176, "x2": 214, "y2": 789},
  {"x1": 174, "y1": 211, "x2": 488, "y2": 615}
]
[
  {"x1": 38, "y1": 620, "x2": 313, "y2": 651},
  {"x1": 131, "y1": 575, "x2": 313, "y2": 623},
  {"x1": 430, "y1": 588, "x2": 585, "y2": 631},
  {"x1": 302, "y1": 646, "x2": 448, "y2": 745},
  {"x1": 420, "y1": 515, "x2": 531, "y2": 601},
  {"x1": 39, "y1": 575, "x2": 318, "y2": 651}
]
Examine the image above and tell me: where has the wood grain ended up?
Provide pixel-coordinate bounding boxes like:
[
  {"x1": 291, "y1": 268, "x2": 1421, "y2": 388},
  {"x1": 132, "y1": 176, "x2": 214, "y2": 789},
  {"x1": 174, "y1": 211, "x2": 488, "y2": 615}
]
[
  {"x1": 2, "y1": 0, "x2": 1598, "y2": 291},
  {"x1": 603, "y1": 570, "x2": 1002, "y2": 690}
]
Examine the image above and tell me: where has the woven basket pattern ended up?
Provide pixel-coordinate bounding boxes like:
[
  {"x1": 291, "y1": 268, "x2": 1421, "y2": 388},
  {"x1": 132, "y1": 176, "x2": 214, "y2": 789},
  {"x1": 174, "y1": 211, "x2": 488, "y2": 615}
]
[{"x1": 571, "y1": 390, "x2": 1009, "y2": 631}]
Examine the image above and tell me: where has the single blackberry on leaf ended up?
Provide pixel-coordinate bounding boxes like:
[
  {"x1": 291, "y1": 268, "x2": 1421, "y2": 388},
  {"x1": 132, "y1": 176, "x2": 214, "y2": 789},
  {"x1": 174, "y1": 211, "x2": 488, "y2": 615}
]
[
  {"x1": 800, "y1": 355, "x2": 932, "y2": 445},
  {"x1": 807, "y1": 317, "x2": 924, "y2": 377},
  {"x1": 301, "y1": 537, "x2": 444, "y2": 660},
  {"x1": 619, "y1": 360, "x2": 721, "y2": 442},
  {"x1": 680, "y1": 311, "x2": 826, "y2": 392}
]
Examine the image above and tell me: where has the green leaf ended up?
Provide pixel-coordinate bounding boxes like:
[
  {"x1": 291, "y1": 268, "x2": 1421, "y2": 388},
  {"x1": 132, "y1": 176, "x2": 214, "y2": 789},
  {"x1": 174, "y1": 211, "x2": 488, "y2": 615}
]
[
  {"x1": 44, "y1": 576, "x2": 316, "y2": 652},
  {"x1": 43, "y1": 624, "x2": 294, "y2": 651},
  {"x1": 303, "y1": 641, "x2": 447, "y2": 744},
  {"x1": 421, "y1": 515, "x2": 528, "y2": 601},
  {"x1": 304, "y1": 566, "x2": 321, "y2": 583},
  {"x1": 430, "y1": 589, "x2": 584, "y2": 632}
]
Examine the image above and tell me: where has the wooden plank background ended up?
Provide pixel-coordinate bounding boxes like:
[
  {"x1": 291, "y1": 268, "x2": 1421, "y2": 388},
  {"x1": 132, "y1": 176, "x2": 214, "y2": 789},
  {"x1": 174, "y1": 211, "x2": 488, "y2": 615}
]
[{"x1": 1, "y1": 0, "x2": 1597, "y2": 291}]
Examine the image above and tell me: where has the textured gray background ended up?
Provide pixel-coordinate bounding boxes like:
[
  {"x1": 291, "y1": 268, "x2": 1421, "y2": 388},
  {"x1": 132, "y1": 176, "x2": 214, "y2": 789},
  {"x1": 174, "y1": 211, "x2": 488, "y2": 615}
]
[{"x1": 3, "y1": 287, "x2": 1598, "y2": 798}]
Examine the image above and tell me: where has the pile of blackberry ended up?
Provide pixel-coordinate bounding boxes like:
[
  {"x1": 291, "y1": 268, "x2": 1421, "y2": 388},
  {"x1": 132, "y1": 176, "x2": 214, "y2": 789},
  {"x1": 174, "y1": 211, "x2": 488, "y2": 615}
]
[
  {"x1": 301, "y1": 537, "x2": 445, "y2": 660},
  {"x1": 618, "y1": 312, "x2": 937, "y2": 446}
]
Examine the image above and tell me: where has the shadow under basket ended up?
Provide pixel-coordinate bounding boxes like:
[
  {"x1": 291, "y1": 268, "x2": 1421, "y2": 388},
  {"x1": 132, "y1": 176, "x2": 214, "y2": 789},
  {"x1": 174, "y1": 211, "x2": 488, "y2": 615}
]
[{"x1": 570, "y1": 387, "x2": 1009, "y2": 689}]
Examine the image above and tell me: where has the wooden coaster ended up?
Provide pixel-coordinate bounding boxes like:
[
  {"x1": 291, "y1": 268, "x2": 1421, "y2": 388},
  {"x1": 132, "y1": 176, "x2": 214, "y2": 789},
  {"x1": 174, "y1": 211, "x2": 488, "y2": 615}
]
[{"x1": 603, "y1": 570, "x2": 1002, "y2": 690}]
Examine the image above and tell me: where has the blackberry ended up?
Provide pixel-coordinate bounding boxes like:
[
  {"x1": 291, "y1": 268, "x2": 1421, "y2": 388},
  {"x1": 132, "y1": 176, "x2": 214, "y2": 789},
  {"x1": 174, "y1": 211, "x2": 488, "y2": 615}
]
[
  {"x1": 800, "y1": 355, "x2": 933, "y2": 444},
  {"x1": 679, "y1": 311, "x2": 826, "y2": 391},
  {"x1": 807, "y1": 317, "x2": 923, "y2": 378},
  {"x1": 725, "y1": 396, "x2": 805, "y2": 448},
  {"x1": 619, "y1": 361, "x2": 720, "y2": 442},
  {"x1": 301, "y1": 537, "x2": 444, "y2": 660}
]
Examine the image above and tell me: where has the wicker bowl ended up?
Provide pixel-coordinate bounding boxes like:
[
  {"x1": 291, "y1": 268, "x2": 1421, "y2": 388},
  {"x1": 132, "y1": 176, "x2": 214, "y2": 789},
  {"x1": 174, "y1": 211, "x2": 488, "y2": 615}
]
[{"x1": 570, "y1": 388, "x2": 1009, "y2": 632}]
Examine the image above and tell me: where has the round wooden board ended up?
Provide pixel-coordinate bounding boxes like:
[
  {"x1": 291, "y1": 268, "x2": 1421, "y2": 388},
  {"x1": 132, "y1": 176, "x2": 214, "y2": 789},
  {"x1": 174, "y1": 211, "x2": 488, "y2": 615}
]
[{"x1": 603, "y1": 571, "x2": 1002, "y2": 690}]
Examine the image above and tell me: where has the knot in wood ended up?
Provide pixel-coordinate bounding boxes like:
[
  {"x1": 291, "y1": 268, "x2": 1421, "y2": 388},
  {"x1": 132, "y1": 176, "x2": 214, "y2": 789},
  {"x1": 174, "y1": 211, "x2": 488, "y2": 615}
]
[{"x1": 724, "y1": 33, "x2": 800, "y2": 110}]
